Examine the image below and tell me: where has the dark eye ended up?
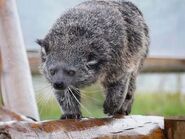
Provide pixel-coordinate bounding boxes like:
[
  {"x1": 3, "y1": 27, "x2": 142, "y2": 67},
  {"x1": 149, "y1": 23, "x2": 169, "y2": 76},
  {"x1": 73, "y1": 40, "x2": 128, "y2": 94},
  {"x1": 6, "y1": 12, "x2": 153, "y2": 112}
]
[
  {"x1": 50, "y1": 68, "x2": 56, "y2": 76},
  {"x1": 67, "y1": 70, "x2": 76, "y2": 76},
  {"x1": 64, "y1": 69, "x2": 76, "y2": 76},
  {"x1": 87, "y1": 52, "x2": 96, "y2": 62}
]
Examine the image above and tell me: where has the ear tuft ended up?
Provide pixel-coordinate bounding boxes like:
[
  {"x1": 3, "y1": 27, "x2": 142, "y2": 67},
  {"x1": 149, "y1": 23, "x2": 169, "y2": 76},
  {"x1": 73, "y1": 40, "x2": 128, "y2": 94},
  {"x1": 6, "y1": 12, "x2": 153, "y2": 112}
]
[
  {"x1": 36, "y1": 39, "x2": 50, "y2": 54},
  {"x1": 36, "y1": 39, "x2": 44, "y2": 46}
]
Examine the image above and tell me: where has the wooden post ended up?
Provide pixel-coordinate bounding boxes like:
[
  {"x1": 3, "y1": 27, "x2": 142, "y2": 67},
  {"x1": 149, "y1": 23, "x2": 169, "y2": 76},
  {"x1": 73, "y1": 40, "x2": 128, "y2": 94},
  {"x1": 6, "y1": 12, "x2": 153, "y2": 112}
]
[
  {"x1": 165, "y1": 117, "x2": 185, "y2": 139},
  {"x1": 0, "y1": 0, "x2": 39, "y2": 120},
  {"x1": 0, "y1": 51, "x2": 2, "y2": 106}
]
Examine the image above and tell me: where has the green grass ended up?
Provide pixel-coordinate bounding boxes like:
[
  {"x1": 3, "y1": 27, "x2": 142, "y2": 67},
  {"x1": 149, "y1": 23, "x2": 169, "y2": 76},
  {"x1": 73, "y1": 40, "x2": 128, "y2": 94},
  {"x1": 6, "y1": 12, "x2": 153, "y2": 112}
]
[
  {"x1": 36, "y1": 84, "x2": 185, "y2": 120},
  {"x1": 132, "y1": 92, "x2": 185, "y2": 116},
  {"x1": 37, "y1": 84, "x2": 105, "y2": 120}
]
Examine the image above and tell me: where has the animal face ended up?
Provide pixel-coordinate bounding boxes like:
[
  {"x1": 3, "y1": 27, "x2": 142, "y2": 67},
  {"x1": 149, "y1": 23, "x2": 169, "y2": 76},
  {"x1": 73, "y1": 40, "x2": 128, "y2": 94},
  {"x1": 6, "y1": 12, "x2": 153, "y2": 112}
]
[{"x1": 36, "y1": 27, "x2": 109, "y2": 90}]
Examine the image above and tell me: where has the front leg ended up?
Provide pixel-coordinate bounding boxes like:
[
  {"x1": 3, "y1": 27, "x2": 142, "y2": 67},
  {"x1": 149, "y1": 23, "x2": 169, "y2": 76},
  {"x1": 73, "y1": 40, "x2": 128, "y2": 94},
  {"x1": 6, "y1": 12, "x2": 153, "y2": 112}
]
[
  {"x1": 103, "y1": 72, "x2": 131, "y2": 115},
  {"x1": 118, "y1": 74, "x2": 136, "y2": 115},
  {"x1": 54, "y1": 88, "x2": 82, "y2": 119}
]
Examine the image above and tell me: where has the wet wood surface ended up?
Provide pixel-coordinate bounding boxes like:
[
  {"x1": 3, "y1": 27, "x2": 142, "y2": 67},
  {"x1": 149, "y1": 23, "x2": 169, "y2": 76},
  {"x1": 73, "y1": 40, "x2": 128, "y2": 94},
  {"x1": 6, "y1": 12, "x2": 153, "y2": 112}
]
[{"x1": 0, "y1": 107, "x2": 165, "y2": 139}]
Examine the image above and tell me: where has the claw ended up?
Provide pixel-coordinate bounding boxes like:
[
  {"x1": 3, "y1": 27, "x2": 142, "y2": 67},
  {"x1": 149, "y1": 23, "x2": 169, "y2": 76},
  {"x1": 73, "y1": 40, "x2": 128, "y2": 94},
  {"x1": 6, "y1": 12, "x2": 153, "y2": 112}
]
[{"x1": 60, "y1": 114, "x2": 82, "y2": 119}]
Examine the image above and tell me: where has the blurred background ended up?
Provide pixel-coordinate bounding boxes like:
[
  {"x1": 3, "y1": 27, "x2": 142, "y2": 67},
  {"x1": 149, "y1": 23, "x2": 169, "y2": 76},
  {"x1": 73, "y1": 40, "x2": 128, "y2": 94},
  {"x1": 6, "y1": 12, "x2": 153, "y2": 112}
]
[{"x1": 14, "y1": 0, "x2": 185, "y2": 120}]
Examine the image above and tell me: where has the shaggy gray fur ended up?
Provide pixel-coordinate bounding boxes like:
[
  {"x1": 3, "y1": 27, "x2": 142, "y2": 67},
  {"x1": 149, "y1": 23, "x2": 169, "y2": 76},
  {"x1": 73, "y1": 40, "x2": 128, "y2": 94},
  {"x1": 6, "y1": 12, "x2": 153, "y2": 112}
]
[{"x1": 37, "y1": 0, "x2": 149, "y2": 119}]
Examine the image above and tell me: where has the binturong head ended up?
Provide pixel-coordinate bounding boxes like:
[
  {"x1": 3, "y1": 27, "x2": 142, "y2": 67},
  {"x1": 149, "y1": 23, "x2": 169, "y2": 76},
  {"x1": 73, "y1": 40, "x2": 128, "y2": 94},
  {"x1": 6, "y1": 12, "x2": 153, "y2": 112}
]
[{"x1": 36, "y1": 25, "x2": 110, "y2": 91}]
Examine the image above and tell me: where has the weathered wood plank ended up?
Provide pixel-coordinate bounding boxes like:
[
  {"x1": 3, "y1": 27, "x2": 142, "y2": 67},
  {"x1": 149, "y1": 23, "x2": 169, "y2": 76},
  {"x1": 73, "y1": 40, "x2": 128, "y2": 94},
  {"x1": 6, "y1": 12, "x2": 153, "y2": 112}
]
[
  {"x1": 0, "y1": 119, "x2": 164, "y2": 139},
  {"x1": 0, "y1": 107, "x2": 164, "y2": 139}
]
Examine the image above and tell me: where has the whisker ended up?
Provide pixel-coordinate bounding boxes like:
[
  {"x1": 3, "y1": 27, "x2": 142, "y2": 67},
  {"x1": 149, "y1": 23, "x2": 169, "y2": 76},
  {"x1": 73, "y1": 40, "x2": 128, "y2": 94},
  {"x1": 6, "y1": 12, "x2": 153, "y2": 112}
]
[
  {"x1": 70, "y1": 86, "x2": 102, "y2": 103},
  {"x1": 68, "y1": 87, "x2": 93, "y2": 116},
  {"x1": 36, "y1": 86, "x2": 55, "y2": 118},
  {"x1": 35, "y1": 85, "x2": 51, "y2": 93}
]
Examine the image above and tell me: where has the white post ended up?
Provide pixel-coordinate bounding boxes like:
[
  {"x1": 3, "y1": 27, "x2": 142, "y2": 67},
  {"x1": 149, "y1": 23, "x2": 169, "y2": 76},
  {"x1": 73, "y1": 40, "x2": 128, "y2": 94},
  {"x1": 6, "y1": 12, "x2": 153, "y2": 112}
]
[{"x1": 0, "y1": 0, "x2": 39, "y2": 120}]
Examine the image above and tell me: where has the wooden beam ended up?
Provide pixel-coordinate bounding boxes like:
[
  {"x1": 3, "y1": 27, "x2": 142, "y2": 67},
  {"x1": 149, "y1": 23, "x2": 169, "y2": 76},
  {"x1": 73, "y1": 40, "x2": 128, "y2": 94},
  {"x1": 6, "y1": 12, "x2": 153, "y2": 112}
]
[
  {"x1": 26, "y1": 51, "x2": 185, "y2": 74},
  {"x1": 0, "y1": 107, "x2": 165, "y2": 139},
  {"x1": 143, "y1": 57, "x2": 185, "y2": 73},
  {"x1": 1, "y1": 107, "x2": 185, "y2": 139},
  {"x1": 0, "y1": 0, "x2": 39, "y2": 120},
  {"x1": 164, "y1": 117, "x2": 185, "y2": 139}
]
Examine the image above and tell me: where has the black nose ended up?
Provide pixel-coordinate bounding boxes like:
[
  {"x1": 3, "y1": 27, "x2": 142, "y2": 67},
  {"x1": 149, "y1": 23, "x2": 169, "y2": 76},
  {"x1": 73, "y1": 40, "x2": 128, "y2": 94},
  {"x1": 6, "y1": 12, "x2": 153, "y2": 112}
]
[{"x1": 53, "y1": 82, "x2": 66, "y2": 90}]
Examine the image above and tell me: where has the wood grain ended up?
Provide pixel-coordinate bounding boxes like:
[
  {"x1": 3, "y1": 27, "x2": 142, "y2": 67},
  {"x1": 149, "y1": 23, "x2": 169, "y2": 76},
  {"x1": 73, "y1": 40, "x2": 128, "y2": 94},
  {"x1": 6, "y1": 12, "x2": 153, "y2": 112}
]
[{"x1": 0, "y1": 107, "x2": 165, "y2": 139}]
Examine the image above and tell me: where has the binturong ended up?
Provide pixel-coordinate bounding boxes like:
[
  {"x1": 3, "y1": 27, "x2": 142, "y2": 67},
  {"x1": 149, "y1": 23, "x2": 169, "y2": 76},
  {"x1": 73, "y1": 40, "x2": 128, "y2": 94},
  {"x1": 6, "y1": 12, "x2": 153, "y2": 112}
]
[{"x1": 36, "y1": 0, "x2": 149, "y2": 119}]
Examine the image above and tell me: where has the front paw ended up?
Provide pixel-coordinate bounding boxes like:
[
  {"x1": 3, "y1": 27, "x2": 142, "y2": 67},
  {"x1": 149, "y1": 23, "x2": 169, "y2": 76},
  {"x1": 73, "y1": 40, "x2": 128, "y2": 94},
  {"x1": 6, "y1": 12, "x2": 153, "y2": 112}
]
[
  {"x1": 103, "y1": 99, "x2": 122, "y2": 115},
  {"x1": 60, "y1": 113, "x2": 82, "y2": 119},
  {"x1": 117, "y1": 98, "x2": 134, "y2": 115}
]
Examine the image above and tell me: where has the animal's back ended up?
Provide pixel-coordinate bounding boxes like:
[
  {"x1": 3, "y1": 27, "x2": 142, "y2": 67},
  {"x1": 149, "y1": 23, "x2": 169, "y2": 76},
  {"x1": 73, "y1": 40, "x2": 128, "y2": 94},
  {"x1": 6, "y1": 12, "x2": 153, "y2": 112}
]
[{"x1": 68, "y1": 0, "x2": 149, "y2": 78}]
